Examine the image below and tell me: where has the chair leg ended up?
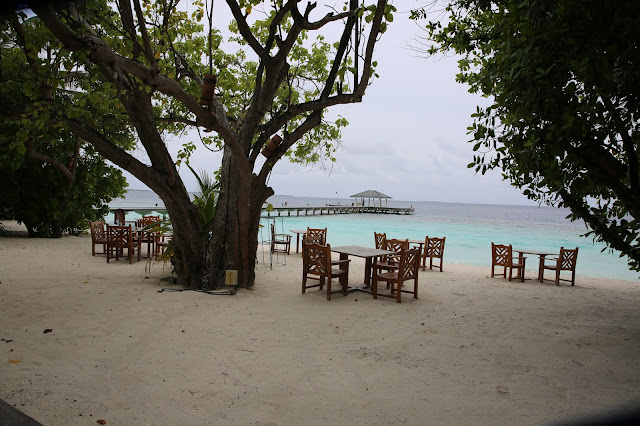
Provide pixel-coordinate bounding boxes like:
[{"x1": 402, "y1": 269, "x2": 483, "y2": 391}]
[
  {"x1": 396, "y1": 281, "x2": 402, "y2": 303},
  {"x1": 302, "y1": 275, "x2": 307, "y2": 294},
  {"x1": 326, "y1": 279, "x2": 332, "y2": 301},
  {"x1": 571, "y1": 270, "x2": 575, "y2": 286},
  {"x1": 414, "y1": 277, "x2": 418, "y2": 299},
  {"x1": 372, "y1": 276, "x2": 378, "y2": 299},
  {"x1": 555, "y1": 269, "x2": 561, "y2": 286}
]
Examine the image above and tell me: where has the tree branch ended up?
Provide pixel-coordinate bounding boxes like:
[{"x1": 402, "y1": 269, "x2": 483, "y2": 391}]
[
  {"x1": 25, "y1": 138, "x2": 74, "y2": 185},
  {"x1": 225, "y1": 0, "x2": 265, "y2": 57}
]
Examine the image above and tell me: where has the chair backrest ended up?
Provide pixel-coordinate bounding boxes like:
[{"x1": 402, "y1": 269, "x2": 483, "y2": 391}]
[
  {"x1": 303, "y1": 234, "x2": 324, "y2": 247},
  {"x1": 140, "y1": 215, "x2": 161, "y2": 228},
  {"x1": 559, "y1": 247, "x2": 578, "y2": 271},
  {"x1": 386, "y1": 238, "x2": 409, "y2": 253},
  {"x1": 90, "y1": 220, "x2": 105, "y2": 240},
  {"x1": 399, "y1": 247, "x2": 420, "y2": 281},
  {"x1": 107, "y1": 224, "x2": 133, "y2": 248},
  {"x1": 426, "y1": 237, "x2": 445, "y2": 257},
  {"x1": 491, "y1": 243, "x2": 513, "y2": 267},
  {"x1": 307, "y1": 227, "x2": 327, "y2": 245},
  {"x1": 114, "y1": 209, "x2": 126, "y2": 225},
  {"x1": 385, "y1": 238, "x2": 409, "y2": 263},
  {"x1": 374, "y1": 232, "x2": 387, "y2": 250},
  {"x1": 305, "y1": 243, "x2": 331, "y2": 277}
]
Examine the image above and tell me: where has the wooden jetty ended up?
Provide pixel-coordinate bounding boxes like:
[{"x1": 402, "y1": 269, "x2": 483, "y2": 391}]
[
  {"x1": 263, "y1": 205, "x2": 414, "y2": 217},
  {"x1": 109, "y1": 205, "x2": 415, "y2": 218}
]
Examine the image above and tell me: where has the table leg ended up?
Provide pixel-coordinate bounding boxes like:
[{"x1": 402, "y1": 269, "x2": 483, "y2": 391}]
[
  {"x1": 296, "y1": 233, "x2": 301, "y2": 253},
  {"x1": 538, "y1": 255, "x2": 546, "y2": 283},
  {"x1": 364, "y1": 257, "x2": 373, "y2": 287}
]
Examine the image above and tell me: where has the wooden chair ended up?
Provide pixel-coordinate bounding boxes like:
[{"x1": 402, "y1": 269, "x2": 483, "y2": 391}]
[
  {"x1": 423, "y1": 237, "x2": 446, "y2": 272},
  {"x1": 106, "y1": 224, "x2": 141, "y2": 264},
  {"x1": 113, "y1": 208, "x2": 126, "y2": 225},
  {"x1": 377, "y1": 238, "x2": 408, "y2": 272},
  {"x1": 306, "y1": 227, "x2": 327, "y2": 245},
  {"x1": 374, "y1": 232, "x2": 386, "y2": 249},
  {"x1": 301, "y1": 234, "x2": 326, "y2": 289},
  {"x1": 541, "y1": 247, "x2": 578, "y2": 286},
  {"x1": 89, "y1": 220, "x2": 108, "y2": 256},
  {"x1": 270, "y1": 223, "x2": 291, "y2": 255},
  {"x1": 302, "y1": 243, "x2": 350, "y2": 301},
  {"x1": 372, "y1": 247, "x2": 420, "y2": 303},
  {"x1": 491, "y1": 243, "x2": 526, "y2": 282},
  {"x1": 138, "y1": 215, "x2": 161, "y2": 257}
]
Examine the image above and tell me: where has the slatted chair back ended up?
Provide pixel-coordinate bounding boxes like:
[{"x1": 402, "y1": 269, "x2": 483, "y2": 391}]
[
  {"x1": 301, "y1": 242, "x2": 349, "y2": 300},
  {"x1": 542, "y1": 247, "x2": 578, "y2": 286},
  {"x1": 399, "y1": 247, "x2": 420, "y2": 282},
  {"x1": 306, "y1": 243, "x2": 329, "y2": 277},
  {"x1": 492, "y1": 243, "x2": 512, "y2": 268},
  {"x1": 138, "y1": 215, "x2": 161, "y2": 257},
  {"x1": 114, "y1": 209, "x2": 126, "y2": 225},
  {"x1": 559, "y1": 247, "x2": 578, "y2": 271},
  {"x1": 140, "y1": 215, "x2": 161, "y2": 227},
  {"x1": 106, "y1": 224, "x2": 140, "y2": 264},
  {"x1": 424, "y1": 237, "x2": 446, "y2": 272},
  {"x1": 372, "y1": 246, "x2": 420, "y2": 303},
  {"x1": 89, "y1": 220, "x2": 107, "y2": 256},
  {"x1": 491, "y1": 243, "x2": 525, "y2": 282},
  {"x1": 306, "y1": 227, "x2": 327, "y2": 245},
  {"x1": 385, "y1": 238, "x2": 409, "y2": 264},
  {"x1": 374, "y1": 232, "x2": 387, "y2": 249}
]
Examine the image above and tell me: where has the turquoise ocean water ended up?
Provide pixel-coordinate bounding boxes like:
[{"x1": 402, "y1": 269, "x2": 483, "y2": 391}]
[{"x1": 109, "y1": 190, "x2": 638, "y2": 282}]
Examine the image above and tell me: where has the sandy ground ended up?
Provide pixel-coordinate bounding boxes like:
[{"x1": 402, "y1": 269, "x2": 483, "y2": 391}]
[{"x1": 1, "y1": 220, "x2": 639, "y2": 425}]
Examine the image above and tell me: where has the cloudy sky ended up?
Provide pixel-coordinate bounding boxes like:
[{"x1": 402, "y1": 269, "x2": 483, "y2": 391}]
[{"x1": 123, "y1": 1, "x2": 536, "y2": 206}]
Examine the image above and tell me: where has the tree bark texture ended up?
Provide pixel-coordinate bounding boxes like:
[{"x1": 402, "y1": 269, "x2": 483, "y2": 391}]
[{"x1": 201, "y1": 146, "x2": 273, "y2": 290}]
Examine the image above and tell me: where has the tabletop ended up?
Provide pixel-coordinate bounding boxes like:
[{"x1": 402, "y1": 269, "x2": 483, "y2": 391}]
[
  {"x1": 516, "y1": 249, "x2": 557, "y2": 256},
  {"x1": 331, "y1": 245, "x2": 392, "y2": 258}
]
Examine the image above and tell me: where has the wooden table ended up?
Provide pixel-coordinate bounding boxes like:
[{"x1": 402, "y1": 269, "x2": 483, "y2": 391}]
[
  {"x1": 289, "y1": 229, "x2": 307, "y2": 253},
  {"x1": 515, "y1": 249, "x2": 557, "y2": 282},
  {"x1": 331, "y1": 245, "x2": 393, "y2": 291}
]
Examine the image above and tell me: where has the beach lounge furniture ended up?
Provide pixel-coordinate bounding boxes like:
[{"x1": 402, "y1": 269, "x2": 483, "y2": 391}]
[
  {"x1": 302, "y1": 242, "x2": 350, "y2": 301},
  {"x1": 89, "y1": 220, "x2": 108, "y2": 256},
  {"x1": 491, "y1": 243, "x2": 526, "y2": 282},
  {"x1": 541, "y1": 247, "x2": 578, "y2": 286},
  {"x1": 372, "y1": 246, "x2": 420, "y2": 303},
  {"x1": 270, "y1": 223, "x2": 291, "y2": 255},
  {"x1": 423, "y1": 237, "x2": 446, "y2": 272},
  {"x1": 106, "y1": 224, "x2": 141, "y2": 264},
  {"x1": 306, "y1": 227, "x2": 327, "y2": 245}
]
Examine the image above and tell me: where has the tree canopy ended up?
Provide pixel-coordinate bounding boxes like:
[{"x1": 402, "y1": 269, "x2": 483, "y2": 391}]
[
  {"x1": 416, "y1": 0, "x2": 640, "y2": 272},
  {"x1": 0, "y1": 13, "x2": 127, "y2": 237},
  {"x1": 2, "y1": 0, "x2": 393, "y2": 289}
]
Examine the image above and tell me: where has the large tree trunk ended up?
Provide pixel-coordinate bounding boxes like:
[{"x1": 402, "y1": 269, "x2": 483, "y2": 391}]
[
  {"x1": 200, "y1": 147, "x2": 273, "y2": 290},
  {"x1": 152, "y1": 178, "x2": 206, "y2": 290}
]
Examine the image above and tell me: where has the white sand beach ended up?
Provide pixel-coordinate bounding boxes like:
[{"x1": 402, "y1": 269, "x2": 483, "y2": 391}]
[{"x1": 1, "y1": 220, "x2": 639, "y2": 425}]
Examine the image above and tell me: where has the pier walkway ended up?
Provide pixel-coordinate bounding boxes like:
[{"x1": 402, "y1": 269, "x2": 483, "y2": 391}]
[
  {"x1": 107, "y1": 205, "x2": 415, "y2": 218},
  {"x1": 263, "y1": 205, "x2": 414, "y2": 217}
]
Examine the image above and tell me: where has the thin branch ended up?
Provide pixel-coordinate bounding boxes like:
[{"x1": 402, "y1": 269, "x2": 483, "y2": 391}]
[{"x1": 225, "y1": 0, "x2": 265, "y2": 57}]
